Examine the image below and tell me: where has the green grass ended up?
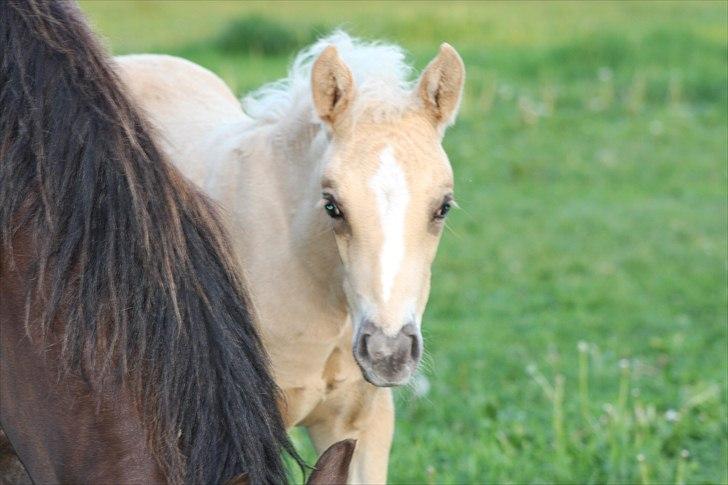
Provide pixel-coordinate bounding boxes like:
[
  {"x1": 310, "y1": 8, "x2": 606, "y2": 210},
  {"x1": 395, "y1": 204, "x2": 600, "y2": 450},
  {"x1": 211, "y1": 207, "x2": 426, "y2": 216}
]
[{"x1": 80, "y1": 1, "x2": 728, "y2": 483}]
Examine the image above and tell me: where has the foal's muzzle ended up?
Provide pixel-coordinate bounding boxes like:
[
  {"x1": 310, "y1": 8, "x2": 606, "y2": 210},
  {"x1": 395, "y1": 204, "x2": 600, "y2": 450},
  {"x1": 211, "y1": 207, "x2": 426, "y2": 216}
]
[{"x1": 353, "y1": 321, "x2": 421, "y2": 387}]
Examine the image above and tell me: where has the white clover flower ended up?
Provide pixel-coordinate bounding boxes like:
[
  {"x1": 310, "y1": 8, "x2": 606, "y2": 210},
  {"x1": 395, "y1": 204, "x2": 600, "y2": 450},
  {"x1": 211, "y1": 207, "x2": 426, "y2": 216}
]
[{"x1": 665, "y1": 409, "x2": 681, "y2": 422}]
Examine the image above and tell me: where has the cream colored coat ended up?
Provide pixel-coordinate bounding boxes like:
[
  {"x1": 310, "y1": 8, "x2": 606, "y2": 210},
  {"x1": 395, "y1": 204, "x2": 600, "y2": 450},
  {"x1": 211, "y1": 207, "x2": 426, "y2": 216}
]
[{"x1": 116, "y1": 40, "x2": 463, "y2": 483}]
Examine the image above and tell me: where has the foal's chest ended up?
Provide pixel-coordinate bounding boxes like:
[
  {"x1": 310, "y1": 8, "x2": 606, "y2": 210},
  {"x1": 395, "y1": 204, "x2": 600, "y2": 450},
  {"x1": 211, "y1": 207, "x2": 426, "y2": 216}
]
[{"x1": 281, "y1": 342, "x2": 361, "y2": 427}]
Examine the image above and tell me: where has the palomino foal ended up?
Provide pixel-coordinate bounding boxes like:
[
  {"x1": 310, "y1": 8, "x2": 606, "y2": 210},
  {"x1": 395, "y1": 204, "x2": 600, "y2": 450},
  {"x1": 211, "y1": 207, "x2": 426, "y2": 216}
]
[{"x1": 116, "y1": 32, "x2": 464, "y2": 483}]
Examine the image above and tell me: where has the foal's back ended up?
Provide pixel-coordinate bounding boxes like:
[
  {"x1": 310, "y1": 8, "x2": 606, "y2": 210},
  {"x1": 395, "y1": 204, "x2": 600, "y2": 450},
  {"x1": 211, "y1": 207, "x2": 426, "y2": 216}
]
[{"x1": 116, "y1": 55, "x2": 246, "y2": 185}]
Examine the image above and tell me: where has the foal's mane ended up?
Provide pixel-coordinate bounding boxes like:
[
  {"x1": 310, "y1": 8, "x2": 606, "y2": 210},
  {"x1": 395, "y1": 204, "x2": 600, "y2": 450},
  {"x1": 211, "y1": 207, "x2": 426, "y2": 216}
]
[
  {"x1": 244, "y1": 31, "x2": 415, "y2": 125},
  {"x1": 0, "y1": 1, "x2": 299, "y2": 483}
]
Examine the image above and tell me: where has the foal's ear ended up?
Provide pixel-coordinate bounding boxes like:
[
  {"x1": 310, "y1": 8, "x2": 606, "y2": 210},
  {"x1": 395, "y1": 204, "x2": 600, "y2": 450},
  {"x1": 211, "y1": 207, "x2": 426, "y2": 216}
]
[
  {"x1": 416, "y1": 43, "x2": 465, "y2": 132},
  {"x1": 306, "y1": 439, "x2": 356, "y2": 484},
  {"x1": 312, "y1": 45, "x2": 355, "y2": 127}
]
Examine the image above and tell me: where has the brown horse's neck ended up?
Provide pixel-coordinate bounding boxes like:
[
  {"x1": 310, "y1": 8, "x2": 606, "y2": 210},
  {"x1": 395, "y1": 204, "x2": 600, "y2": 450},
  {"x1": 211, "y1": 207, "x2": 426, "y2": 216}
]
[{"x1": 0, "y1": 232, "x2": 164, "y2": 484}]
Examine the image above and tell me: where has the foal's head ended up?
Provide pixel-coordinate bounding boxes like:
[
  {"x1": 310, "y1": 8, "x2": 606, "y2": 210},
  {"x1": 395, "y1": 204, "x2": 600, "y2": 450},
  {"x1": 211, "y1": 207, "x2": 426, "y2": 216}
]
[{"x1": 312, "y1": 43, "x2": 464, "y2": 386}]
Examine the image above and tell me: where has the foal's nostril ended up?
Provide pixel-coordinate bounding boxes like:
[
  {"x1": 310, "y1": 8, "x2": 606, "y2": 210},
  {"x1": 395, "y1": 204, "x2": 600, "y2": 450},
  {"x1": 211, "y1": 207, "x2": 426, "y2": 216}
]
[
  {"x1": 358, "y1": 333, "x2": 369, "y2": 359},
  {"x1": 399, "y1": 323, "x2": 421, "y2": 361},
  {"x1": 356, "y1": 321, "x2": 422, "y2": 366},
  {"x1": 410, "y1": 335, "x2": 421, "y2": 361}
]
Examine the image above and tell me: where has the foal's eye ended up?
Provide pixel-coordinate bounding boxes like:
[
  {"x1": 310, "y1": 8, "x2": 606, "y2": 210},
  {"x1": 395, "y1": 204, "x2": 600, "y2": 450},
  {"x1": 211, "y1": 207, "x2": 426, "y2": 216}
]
[
  {"x1": 323, "y1": 199, "x2": 343, "y2": 219},
  {"x1": 435, "y1": 201, "x2": 452, "y2": 220}
]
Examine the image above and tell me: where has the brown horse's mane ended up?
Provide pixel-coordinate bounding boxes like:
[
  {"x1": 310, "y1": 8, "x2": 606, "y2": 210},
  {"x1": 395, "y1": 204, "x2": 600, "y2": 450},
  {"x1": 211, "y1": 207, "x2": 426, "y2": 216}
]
[{"x1": 0, "y1": 1, "x2": 300, "y2": 483}]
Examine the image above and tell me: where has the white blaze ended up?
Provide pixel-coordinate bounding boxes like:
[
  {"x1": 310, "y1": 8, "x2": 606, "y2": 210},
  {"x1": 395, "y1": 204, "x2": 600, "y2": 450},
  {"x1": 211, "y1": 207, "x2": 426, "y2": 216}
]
[{"x1": 369, "y1": 146, "x2": 409, "y2": 302}]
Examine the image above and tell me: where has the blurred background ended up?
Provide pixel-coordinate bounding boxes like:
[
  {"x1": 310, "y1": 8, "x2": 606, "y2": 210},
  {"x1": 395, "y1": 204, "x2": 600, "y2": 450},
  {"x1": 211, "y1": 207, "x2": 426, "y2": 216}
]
[{"x1": 79, "y1": 1, "x2": 727, "y2": 483}]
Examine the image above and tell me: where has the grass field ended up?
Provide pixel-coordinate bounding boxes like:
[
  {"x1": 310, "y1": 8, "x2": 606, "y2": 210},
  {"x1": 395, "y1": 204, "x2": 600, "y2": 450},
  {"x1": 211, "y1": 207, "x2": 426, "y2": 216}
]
[{"x1": 80, "y1": 1, "x2": 728, "y2": 483}]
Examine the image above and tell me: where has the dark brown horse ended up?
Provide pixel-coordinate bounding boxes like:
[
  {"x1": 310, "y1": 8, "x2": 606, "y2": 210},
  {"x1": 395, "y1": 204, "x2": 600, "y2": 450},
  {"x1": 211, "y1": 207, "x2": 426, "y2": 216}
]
[{"x1": 0, "y1": 1, "x2": 353, "y2": 483}]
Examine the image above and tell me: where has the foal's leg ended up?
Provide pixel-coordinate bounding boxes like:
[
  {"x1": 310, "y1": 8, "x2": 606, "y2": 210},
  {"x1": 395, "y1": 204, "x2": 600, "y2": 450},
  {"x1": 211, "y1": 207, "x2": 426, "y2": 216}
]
[{"x1": 305, "y1": 383, "x2": 394, "y2": 484}]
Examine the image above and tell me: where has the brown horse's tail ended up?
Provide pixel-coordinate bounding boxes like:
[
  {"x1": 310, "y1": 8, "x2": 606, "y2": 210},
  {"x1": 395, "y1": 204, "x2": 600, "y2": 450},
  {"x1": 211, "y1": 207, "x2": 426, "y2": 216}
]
[{"x1": 0, "y1": 1, "x2": 302, "y2": 483}]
